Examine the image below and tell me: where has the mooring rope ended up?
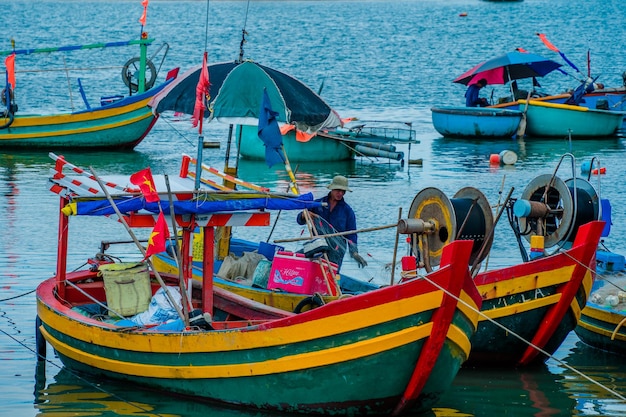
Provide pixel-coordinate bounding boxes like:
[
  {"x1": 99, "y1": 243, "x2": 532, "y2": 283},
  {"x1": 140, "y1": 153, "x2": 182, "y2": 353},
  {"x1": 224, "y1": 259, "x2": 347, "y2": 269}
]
[
  {"x1": 0, "y1": 288, "x2": 36, "y2": 302},
  {"x1": 0, "y1": 327, "x2": 168, "y2": 416},
  {"x1": 418, "y1": 255, "x2": 626, "y2": 402}
]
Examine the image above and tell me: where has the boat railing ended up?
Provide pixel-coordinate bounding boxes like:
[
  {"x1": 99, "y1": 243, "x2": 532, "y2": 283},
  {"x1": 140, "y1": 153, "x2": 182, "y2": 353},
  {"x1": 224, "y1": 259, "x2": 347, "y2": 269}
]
[{"x1": 324, "y1": 120, "x2": 418, "y2": 144}]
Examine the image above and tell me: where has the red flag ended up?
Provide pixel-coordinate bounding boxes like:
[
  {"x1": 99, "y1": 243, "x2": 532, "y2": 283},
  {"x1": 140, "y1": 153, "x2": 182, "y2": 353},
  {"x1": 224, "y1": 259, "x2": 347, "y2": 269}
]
[
  {"x1": 191, "y1": 51, "x2": 210, "y2": 128},
  {"x1": 145, "y1": 212, "x2": 169, "y2": 258},
  {"x1": 130, "y1": 167, "x2": 159, "y2": 202},
  {"x1": 5, "y1": 53, "x2": 15, "y2": 89},
  {"x1": 139, "y1": 0, "x2": 149, "y2": 26}
]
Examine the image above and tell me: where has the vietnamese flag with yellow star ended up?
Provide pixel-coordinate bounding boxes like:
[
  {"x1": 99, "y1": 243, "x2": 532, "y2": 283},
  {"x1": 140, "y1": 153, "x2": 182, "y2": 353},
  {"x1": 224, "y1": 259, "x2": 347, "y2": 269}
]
[
  {"x1": 130, "y1": 167, "x2": 159, "y2": 203},
  {"x1": 145, "y1": 212, "x2": 169, "y2": 258}
]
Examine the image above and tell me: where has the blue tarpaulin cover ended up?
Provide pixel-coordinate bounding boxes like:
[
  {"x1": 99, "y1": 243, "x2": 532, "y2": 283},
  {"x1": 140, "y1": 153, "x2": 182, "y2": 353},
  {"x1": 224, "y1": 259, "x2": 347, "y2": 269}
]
[{"x1": 68, "y1": 192, "x2": 321, "y2": 216}]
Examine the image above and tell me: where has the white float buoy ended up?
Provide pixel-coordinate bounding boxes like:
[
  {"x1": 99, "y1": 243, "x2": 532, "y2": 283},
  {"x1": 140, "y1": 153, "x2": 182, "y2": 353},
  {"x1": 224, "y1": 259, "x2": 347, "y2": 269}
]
[{"x1": 499, "y1": 150, "x2": 517, "y2": 165}]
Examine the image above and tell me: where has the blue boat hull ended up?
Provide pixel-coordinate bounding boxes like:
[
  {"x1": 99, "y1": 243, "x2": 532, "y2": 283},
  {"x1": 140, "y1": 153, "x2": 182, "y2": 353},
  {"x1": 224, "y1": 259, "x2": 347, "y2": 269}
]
[{"x1": 431, "y1": 106, "x2": 522, "y2": 138}]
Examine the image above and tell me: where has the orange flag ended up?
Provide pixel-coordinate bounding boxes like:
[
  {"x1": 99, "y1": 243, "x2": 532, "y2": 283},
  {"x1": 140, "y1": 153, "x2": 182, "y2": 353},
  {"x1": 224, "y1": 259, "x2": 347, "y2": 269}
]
[
  {"x1": 139, "y1": 0, "x2": 149, "y2": 26},
  {"x1": 5, "y1": 53, "x2": 15, "y2": 89},
  {"x1": 145, "y1": 212, "x2": 169, "y2": 258},
  {"x1": 536, "y1": 33, "x2": 560, "y2": 53},
  {"x1": 130, "y1": 167, "x2": 159, "y2": 202},
  {"x1": 192, "y1": 51, "x2": 210, "y2": 128}
]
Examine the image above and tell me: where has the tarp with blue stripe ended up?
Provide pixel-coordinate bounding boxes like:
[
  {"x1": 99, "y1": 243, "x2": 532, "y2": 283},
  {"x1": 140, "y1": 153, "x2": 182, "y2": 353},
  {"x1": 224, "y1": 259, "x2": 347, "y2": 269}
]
[{"x1": 66, "y1": 192, "x2": 321, "y2": 216}]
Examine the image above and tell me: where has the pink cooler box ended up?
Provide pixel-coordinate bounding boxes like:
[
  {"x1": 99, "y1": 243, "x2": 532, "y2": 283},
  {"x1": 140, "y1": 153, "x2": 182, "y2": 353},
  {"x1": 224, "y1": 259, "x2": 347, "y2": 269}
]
[{"x1": 268, "y1": 251, "x2": 339, "y2": 295}]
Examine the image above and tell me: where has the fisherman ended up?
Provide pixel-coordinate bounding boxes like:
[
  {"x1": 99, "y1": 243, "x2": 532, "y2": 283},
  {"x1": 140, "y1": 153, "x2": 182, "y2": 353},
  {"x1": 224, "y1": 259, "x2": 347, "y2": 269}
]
[
  {"x1": 465, "y1": 78, "x2": 489, "y2": 107},
  {"x1": 296, "y1": 175, "x2": 368, "y2": 270}
]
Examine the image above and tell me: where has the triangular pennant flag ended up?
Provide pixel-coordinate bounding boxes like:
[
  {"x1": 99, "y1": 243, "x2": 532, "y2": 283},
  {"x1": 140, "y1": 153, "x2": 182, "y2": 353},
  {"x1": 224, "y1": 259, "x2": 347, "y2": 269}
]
[{"x1": 145, "y1": 212, "x2": 169, "y2": 258}]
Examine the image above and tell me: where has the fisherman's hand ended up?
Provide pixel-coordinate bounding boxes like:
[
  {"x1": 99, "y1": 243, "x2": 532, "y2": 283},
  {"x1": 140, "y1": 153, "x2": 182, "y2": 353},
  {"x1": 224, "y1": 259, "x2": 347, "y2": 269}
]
[{"x1": 351, "y1": 251, "x2": 368, "y2": 268}]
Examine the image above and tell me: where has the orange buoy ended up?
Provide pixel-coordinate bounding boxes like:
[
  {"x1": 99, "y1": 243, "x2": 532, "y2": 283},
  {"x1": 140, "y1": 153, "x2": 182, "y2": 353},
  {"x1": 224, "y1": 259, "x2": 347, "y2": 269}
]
[
  {"x1": 591, "y1": 167, "x2": 607, "y2": 175},
  {"x1": 489, "y1": 154, "x2": 500, "y2": 165}
]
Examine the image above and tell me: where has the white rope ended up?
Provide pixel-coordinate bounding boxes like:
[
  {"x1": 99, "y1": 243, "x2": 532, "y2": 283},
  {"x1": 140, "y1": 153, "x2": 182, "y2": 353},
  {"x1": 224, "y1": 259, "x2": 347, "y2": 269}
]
[{"x1": 416, "y1": 262, "x2": 626, "y2": 402}]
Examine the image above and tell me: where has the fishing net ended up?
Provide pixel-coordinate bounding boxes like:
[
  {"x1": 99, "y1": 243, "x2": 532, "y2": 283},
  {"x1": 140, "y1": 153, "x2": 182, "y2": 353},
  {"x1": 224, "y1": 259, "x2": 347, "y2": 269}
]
[{"x1": 304, "y1": 215, "x2": 350, "y2": 267}]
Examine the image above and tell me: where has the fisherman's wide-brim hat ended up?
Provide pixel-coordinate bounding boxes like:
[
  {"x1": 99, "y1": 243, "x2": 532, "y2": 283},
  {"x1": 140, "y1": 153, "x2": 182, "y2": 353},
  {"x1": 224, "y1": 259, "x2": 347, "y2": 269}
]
[{"x1": 327, "y1": 175, "x2": 352, "y2": 192}]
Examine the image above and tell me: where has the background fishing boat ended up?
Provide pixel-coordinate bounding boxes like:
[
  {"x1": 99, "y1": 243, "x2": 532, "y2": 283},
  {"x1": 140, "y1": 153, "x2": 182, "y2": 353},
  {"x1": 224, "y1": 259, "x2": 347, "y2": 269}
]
[
  {"x1": 519, "y1": 100, "x2": 624, "y2": 138},
  {"x1": 431, "y1": 106, "x2": 522, "y2": 138},
  {"x1": 574, "y1": 249, "x2": 626, "y2": 356},
  {"x1": 237, "y1": 119, "x2": 418, "y2": 163},
  {"x1": 0, "y1": 2, "x2": 175, "y2": 149},
  {"x1": 444, "y1": 50, "x2": 561, "y2": 139},
  {"x1": 36, "y1": 153, "x2": 483, "y2": 416}
]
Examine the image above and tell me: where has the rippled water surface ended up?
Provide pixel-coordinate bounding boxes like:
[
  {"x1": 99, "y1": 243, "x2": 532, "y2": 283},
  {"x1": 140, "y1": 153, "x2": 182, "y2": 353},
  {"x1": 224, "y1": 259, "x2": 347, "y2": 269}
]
[{"x1": 2, "y1": 0, "x2": 626, "y2": 415}]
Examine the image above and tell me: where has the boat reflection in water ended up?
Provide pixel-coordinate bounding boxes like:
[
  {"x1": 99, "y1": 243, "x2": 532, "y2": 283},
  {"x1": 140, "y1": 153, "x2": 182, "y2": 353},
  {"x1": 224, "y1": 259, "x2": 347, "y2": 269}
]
[
  {"x1": 235, "y1": 158, "x2": 405, "y2": 189},
  {"x1": 552, "y1": 336, "x2": 626, "y2": 416},
  {"x1": 429, "y1": 365, "x2": 576, "y2": 416},
  {"x1": 35, "y1": 340, "x2": 626, "y2": 417},
  {"x1": 34, "y1": 367, "x2": 283, "y2": 417}
]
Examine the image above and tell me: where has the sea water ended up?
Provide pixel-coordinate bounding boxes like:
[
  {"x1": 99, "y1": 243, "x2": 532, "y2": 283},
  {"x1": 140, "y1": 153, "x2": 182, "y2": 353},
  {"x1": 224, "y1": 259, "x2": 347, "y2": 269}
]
[{"x1": 2, "y1": 0, "x2": 626, "y2": 415}]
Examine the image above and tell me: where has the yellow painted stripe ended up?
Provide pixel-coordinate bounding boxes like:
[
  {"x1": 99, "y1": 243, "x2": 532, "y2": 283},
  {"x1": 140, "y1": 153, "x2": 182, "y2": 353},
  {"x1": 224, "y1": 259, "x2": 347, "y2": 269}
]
[
  {"x1": 571, "y1": 271, "x2": 592, "y2": 320},
  {"x1": 8, "y1": 97, "x2": 152, "y2": 127},
  {"x1": 447, "y1": 324, "x2": 472, "y2": 357},
  {"x1": 478, "y1": 294, "x2": 561, "y2": 322},
  {"x1": 577, "y1": 320, "x2": 626, "y2": 342},
  {"x1": 519, "y1": 100, "x2": 589, "y2": 112},
  {"x1": 458, "y1": 291, "x2": 481, "y2": 328},
  {"x1": 583, "y1": 304, "x2": 624, "y2": 325},
  {"x1": 581, "y1": 273, "x2": 593, "y2": 297},
  {"x1": 38, "y1": 288, "x2": 446, "y2": 353},
  {"x1": 477, "y1": 265, "x2": 574, "y2": 299},
  {"x1": 0, "y1": 112, "x2": 154, "y2": 140},
  {"x1": 40, "y1": 321, "x2": 436, "y2": 378}
]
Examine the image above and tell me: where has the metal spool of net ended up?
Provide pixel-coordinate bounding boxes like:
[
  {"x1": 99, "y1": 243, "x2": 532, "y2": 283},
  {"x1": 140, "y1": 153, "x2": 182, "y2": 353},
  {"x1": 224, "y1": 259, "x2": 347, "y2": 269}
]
[
  {"x1": 515, "y1": 174, "x2": 600, "y2": 248},
  {"x1": 403, "y1": 186, "x2": 494, "y2": 270}
]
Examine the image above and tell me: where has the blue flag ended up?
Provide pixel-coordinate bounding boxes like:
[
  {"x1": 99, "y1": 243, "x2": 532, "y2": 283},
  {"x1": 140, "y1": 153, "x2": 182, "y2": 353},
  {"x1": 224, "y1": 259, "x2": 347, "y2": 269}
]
[{"x1": 258, "y1": 88, "x2": 285, "y2": 167}]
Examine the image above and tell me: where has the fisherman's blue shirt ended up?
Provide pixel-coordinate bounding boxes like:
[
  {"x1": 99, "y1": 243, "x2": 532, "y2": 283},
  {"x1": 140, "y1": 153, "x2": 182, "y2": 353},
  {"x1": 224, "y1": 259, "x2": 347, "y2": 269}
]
[{"x1": 297, "y1": 193, "x2": 358, "y2": 247}]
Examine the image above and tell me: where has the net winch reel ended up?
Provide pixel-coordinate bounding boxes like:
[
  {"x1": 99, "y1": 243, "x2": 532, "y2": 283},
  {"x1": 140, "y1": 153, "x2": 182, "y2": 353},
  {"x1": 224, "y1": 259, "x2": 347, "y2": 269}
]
[
  {"x1": 510, "y1": 173, "x2": 601, "y2": 259},
  {"x1": 121, "y1": 41, "x2": 170, "y2": 94},
  {"x1": 398, "y1": 186, "x2": 494, "y2": 273},
  {"x1": 122, "y1": 57, "x2": 157, "y2": 93}
]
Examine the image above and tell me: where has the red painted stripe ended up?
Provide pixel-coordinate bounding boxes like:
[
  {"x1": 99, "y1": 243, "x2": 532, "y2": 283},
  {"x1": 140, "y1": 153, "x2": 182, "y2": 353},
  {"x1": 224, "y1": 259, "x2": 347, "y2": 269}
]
[
  {"x1": 49, "y1": 184, "x2": 64, "y2": 195},
  {"x1": 203, "y1": 213, "x2": 270, "y2": 227},
  {"x1": 392, "y1": 240, "x2": 474, "y2": 415},
  {"x1": 518, "y1": 221, "x2": 603, "y2": 365}
]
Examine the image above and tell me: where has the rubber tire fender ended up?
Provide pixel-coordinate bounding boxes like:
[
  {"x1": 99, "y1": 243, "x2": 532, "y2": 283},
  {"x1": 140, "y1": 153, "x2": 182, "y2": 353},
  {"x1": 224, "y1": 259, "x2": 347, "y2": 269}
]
[{"x1": 293, "y1": 293, "x2": 325, "y2": 314}]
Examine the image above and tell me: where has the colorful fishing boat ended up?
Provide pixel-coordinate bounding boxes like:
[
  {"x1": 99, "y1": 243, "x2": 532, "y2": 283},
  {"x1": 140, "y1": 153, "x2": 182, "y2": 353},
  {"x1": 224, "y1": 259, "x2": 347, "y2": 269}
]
[
  {"x1": 402, "y1": 166, "x2": 606, "y2": 366},
  {"x1": 431, "y1": 106, "x2": 523, "y2": 138},
  {"x1": 574, "y1": 250, "x2": 626, "y2": 356},
  {"x1": 0, "y1": 3, "x2": 175, "y2": 149},
  {"x1": 469, "y1": 221, "x2": 603, "y2": 365},
  {"x1": 36, "y1": 153, "x2": 483, "y2": 415},
  {"x1": 154, "y1": 155, "x2": 606, "y2": 367}
]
